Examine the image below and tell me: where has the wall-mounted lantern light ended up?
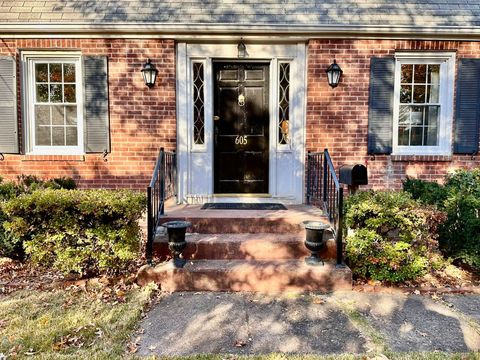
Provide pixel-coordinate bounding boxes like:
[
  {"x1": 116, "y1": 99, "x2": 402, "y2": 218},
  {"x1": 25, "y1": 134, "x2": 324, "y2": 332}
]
[
  {"x1": 141, "y1": 59, "x2": 158, "y2": 88},
  {"x1": 238, "y1": 42, "x2": 246, "y2": 58},
  {"x1": 326, "y1": 60, "x2": 343, "y2": 88}
]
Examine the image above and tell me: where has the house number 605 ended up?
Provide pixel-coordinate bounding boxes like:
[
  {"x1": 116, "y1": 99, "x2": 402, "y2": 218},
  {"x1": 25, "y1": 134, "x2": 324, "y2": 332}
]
[{"x1": 235, "y1": 135, "x2": 248, "y2": 145}]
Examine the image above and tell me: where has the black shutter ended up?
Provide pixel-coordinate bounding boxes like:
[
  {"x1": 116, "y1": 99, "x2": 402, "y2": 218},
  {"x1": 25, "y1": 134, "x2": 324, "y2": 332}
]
[
  {"x1": 367, "y1": 57, "x2": 395, "y2": 154},
  {"x1": 0, "y1": 56, "x2": 18, "y2": 154},
  {"x1": 83, "y1": 56, "x2": 110, "y2": 153},
  {"x1": 454, "y1": 58, "x2": 480, "y2": 154}
]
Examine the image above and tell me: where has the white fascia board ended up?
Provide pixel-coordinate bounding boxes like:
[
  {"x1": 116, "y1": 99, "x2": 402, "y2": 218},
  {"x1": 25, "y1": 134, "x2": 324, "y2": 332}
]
[{"x1": 1, "y1": 23, "x2": 480, "y2": 41}]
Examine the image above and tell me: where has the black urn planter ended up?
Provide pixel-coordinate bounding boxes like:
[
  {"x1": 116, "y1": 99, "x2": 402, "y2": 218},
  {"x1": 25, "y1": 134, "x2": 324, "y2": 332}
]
[
  {"x1": 162, "y1": 221, "x2": 192, "y2": 268},
  {"x1": 304, "y1": 221, "x2": 329, "y2": 266}
]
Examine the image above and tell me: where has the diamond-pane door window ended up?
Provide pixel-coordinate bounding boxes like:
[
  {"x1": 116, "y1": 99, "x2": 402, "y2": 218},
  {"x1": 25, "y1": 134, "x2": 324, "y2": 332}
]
[
  {"x1": 193, "y1": 62, "x2": 205, "y2": 145},
  {"x1": 278, "y1": 62, "x2": 290, "y2": 145}
]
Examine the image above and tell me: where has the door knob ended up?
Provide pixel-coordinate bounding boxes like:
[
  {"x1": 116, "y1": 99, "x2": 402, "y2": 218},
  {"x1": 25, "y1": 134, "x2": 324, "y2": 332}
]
[{"x1": 214, "y1": 115, "x2": 220, "y2": 121}]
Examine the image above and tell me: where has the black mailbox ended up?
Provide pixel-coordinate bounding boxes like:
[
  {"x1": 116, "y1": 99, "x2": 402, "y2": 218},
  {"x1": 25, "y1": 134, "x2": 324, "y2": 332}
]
[{"x1": 339, "y1": 164, "x2": 368, "y2": 186}]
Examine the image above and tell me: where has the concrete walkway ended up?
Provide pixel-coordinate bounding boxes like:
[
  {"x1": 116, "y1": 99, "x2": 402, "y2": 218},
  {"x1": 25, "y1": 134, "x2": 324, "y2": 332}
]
[{"x1": 136, "y1": 291, "x2": 480, "y2": 356}]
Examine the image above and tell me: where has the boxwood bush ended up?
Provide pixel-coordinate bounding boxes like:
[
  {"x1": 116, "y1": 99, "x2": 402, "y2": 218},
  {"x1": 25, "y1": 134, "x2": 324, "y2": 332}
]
[
  {"x1": 0, "y1": 175, "x2": 76, "y2": 259},
  {"x1": 2, "y1": 188, "x2": 146, "y2": 276},
  {"x1": 344, "y1": 191, "x2": 446, "y2": 282},
  {"x1": 403, "y1": 169, "x2": 480, "y2": 269}
]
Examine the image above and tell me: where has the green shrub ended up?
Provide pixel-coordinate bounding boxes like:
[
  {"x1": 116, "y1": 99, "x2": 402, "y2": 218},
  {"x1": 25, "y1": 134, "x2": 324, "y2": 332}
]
[
  {"x1": 344, "y1": 191, "x2": 445, "y2": 282},
  {"x1": 403, "y1": 169, "x2": 480, "y2": 269},
  {"x1": 402, "y1": 177, "x2": 448, "y2": 205},
  {"x1": 0, "y1": 176, "x2": 77, "y2": 260},
  {"x1": 2, "y1": 188, "x2": 145, "y2": 276}
]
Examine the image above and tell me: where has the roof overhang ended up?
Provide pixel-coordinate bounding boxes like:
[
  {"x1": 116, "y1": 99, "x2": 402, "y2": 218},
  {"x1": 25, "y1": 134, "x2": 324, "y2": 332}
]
[{"x1": 1, "y1": 23, "x2": 480, "y2": 41}]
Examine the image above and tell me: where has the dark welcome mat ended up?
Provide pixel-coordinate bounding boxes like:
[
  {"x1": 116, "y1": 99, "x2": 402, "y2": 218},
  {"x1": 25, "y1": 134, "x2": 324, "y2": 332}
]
[{"x1": 201, "y1": 203, "x2": 287, "y2": 210}]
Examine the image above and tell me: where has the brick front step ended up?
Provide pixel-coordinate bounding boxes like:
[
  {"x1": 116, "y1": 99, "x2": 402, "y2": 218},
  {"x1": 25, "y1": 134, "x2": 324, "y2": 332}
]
[
  {"x1": 159, "y1": 204, "x2": 329, "y2": 234},
  {"x1": 154, "y1": 233, "x2": 337, "y2": 261},
  {"x1": 159, "y1": 217, "x2": 320, "y2": 234},
  {"x1": 136, "y1": 259, "x2": 352, "y2": 292}
]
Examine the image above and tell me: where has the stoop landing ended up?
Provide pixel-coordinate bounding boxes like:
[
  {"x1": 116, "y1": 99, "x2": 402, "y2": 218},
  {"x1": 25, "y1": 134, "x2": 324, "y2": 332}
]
[{"x1": 158, "y1": 203, "x2": 329, "y2": 234}]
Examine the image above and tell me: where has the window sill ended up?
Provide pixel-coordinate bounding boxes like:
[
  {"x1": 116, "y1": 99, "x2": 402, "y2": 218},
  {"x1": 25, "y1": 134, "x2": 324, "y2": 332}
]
[
  {"x1": 22, "y1": 155, "x2": 85, "y2": 162},
  {"x1": 391, "y1": 155, "x2": 452, "y2": 162}
]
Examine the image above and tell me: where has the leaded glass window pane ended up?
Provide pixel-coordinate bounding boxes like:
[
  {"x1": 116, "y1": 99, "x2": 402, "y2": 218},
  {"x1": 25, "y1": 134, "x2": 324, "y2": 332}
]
[
  {"x1": 278, "y1": 62, "x2": 290, "y2": 145},
  {"x1": 193, "y1": 62, "x2": 205, "y2": 145},
  {"x1": 397, "y1": 64, "x2": 440, "y2": 147}
]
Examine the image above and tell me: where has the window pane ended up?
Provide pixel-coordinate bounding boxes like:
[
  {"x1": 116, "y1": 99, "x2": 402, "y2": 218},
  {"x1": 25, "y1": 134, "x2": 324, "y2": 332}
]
[
  {"x1": 400, "y1": 85, "x2": 412, "y2": 103},
  {"x1": 427, "y1": 65, "x2": 440, "y2": 84},
  {"x1": 413, "y1": 85, "x2": 426, "y2": 103},
  {"x1": 411, "y1": 107, "x2": 424, "y2": 125},
  {"x1": 36, "y1": 126, "x2": 51, "y2": 146},
  {"x1": 413, "y1": 64, "x2": 426, "y2": 83},
  {"x1": 51, "y1": 105, "x2": 64, "y2": 125},
  {"x1": 65, "y1": 106, "x2": 77, "y2": 125},
  {"x1": 36, "y1": 84, "x2": 49, "y2": 102},
  {"x1": 35, "y1": 64, "x2": 48, "y2": 82},
  {"x1": 398, "y1": 126, "x2": 410, "y2": 145},
  {"x1": 52, "y1": 127, "x2": 65, "y2": 146},
  {"x1": 65, "y1": 127, "x2": 78, "y2": 146},
  {"x1": 63, "y1": 64, "x2": 76, "y2": 82},
  {"x1": 64, "y1": 84, "x2": 76, "y2": 103},
  {"x1": 425, "y1": 106, "x2": 439, "y2": 127},
  {"x1": 278, "y1": 62, "x2": 290, "y2": 145},
  {"x1": 49, "y1": 64, "x2": 62, "y2": 82},
  {"x1": 424, "y1": 125, "x2": 438, "y2": 146},
  {"x1": 411, "y1": 127, "x2": 423, "y2": 145},
  {"x1": 193, "y1": 62, "x2": 205, "y2": 145},
  {"x1": 50, "y1": 84, "x2": 62, "y2": 102},
  {"x1": 401, "y1": 64, "x2": 413, "y2": 83},
  {"x1": 35, "y1": 105, "x2": 50, "y2": 126},
  {"x1": 399, "y1": 106, "x2": 410, "y2": 125},
  {"x1": 426, "y1": 84, "x2": 439, "y2": 103}
]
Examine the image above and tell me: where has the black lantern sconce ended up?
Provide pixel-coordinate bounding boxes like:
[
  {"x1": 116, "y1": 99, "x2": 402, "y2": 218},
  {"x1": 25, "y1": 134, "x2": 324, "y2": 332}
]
[
  {"x1": 326, "y1": 60, "x2": 343, "y2": 88},
  {"x1": 237, "y1": 42, "x2": 246, "y2": 58},
  {"x1": 141, "y1": 59, "x2": 158, "y2": 88}
]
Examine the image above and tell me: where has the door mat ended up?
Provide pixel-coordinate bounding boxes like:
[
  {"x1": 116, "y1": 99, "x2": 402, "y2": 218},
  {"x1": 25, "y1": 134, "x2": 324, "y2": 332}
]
[{"x1": 201, "y1": 203, "x2": 287, "y2": 210}]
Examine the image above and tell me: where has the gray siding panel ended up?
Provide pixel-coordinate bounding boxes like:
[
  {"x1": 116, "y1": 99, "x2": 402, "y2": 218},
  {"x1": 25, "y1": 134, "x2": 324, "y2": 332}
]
[
  {"x1": 83, "y1": 56, "x2": 110, "y2": 153},
  {"x1": 367, "y1": 57, "x2": 395, "y2": 154},
  {"x1": 0, "y1": 56, "x2": 18, "y2": 154},
  {"x1": 454, "y1": 58, "x2": 480, "y2": 154}
]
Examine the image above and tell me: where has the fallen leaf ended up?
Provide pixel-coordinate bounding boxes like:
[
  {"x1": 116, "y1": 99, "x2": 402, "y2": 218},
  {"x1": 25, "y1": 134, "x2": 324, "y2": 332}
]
[{"x1": 234, "y1": 340, "x2": 246, "y2": 347}]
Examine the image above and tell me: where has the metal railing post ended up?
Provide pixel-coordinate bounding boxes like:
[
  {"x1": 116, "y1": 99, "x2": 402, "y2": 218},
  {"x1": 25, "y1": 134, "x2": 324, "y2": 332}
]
[
  {"x1": 146, "y1": 185, "x2": 153, "y2": 265},
  {"x1": 336, "y1": 187, "x2": 344, "y2": 266},
  {"x1": 323, "y1": 149, "x2": 328, "y2": 204},
  {"x1": 306, "y1": 151, "x2": 311, "y2": 204},
  {"x1": 159, "y1": 148, "x2": 165, "y2": 216}
]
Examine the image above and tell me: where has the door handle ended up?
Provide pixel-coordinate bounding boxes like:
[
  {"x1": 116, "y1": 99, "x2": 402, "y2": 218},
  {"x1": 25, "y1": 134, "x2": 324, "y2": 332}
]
[{"x1": 214, "y1": 116, "x2": 220, "y2": 121}]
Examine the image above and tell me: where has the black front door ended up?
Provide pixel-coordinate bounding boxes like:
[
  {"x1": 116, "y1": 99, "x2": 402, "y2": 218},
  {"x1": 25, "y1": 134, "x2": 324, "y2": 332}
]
[{"x1": 214, "y1": 62, "x2": 269, "y2": 194}]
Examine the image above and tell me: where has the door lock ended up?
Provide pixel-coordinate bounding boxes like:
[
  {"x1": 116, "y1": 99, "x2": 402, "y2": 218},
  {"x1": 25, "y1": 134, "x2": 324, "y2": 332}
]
[{"x1": 238, "y1": 94, "x2": 245, "y2": 107}]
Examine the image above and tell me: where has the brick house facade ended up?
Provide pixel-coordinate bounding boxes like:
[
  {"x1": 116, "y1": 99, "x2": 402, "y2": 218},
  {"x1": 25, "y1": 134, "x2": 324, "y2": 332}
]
[{"x1": 0, "y1": 1, "x2": 479, "y2": 203}]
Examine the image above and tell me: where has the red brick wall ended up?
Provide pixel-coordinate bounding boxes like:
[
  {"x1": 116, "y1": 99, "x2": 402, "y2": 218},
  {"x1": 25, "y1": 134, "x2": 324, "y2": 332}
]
[
  {"x1": 0, "y1": 39, "x2": 176, "y2": 190},
  {"x1": 307, "y1": 39, "x2": 480, "y2": 189}
]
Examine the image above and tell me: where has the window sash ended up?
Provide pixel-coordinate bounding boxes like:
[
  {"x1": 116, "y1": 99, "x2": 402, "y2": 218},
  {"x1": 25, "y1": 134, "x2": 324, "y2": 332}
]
[
  {"x1": 25, "y1": 56, "x2": 84, "y2": 155},
  {"x1": 392, "y1": 53, "x2": 455, "y2": 156}
]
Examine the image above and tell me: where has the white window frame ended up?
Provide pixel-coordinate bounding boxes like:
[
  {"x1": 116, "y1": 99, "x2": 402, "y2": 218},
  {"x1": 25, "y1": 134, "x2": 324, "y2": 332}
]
[
  {"x1": 392, "y1": 52, "x2": 455, "y2": 156},
  {"x1": 22, "y1": 51, "x2": 84, "y2": 155}
]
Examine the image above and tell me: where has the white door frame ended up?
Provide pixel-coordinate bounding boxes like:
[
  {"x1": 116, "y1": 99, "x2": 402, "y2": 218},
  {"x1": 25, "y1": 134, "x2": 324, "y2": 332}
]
[{"x1": 176, "y1": 42, "x2": 307, "y2": 204}]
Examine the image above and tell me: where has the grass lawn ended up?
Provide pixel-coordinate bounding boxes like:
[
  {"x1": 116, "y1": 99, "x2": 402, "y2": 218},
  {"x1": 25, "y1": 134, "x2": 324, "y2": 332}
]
[{"x1": 0, "y1": 283, "x2": 157, "y2": 359}]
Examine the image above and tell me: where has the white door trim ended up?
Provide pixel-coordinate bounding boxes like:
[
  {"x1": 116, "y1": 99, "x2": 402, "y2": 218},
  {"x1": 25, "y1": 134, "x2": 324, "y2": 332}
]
[{"x1": 176, "y1": 42, "x2": 307, "y2": 204}]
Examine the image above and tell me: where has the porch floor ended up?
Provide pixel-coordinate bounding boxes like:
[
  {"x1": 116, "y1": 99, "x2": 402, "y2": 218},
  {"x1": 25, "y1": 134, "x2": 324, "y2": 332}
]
[{"x1": 160, "y1": 202, "x2": 329, "y2": 234}]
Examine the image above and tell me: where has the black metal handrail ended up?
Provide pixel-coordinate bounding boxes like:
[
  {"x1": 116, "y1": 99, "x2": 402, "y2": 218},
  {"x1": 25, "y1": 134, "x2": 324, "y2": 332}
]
[
  {"x1": 146, "y1": 147, "x2": 176, "y2": 264},
  {"x1": 307, "y1": 149, "x2": 345, "y2": 266}
]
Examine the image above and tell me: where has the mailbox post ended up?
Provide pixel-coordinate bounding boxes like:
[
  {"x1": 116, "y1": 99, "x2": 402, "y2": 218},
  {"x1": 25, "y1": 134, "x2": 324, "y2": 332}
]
[{"x1": 339, "y1": 164, "x2": 368, "y2": 194}]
